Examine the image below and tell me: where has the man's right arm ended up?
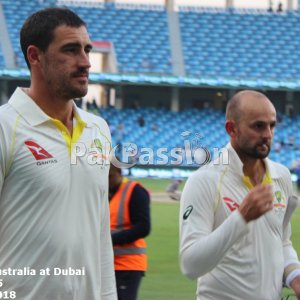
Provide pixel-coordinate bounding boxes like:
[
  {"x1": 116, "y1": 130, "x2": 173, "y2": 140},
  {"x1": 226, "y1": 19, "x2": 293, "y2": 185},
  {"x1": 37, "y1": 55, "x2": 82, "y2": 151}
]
[{"x1": 179, "y1": 172, "x2": 249, "y2": 280}]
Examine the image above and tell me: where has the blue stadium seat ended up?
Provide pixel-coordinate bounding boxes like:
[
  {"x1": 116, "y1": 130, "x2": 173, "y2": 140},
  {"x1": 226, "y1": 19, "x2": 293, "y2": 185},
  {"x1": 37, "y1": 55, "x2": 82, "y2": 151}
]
[
  {"x1": 95, "y1": 106, "x2": 300, "y2": 168},
  {"x1": 179, "y1": 9, "x2": 300, "y2": 80},
  {"x1": 0, "y1": 45, "x2": 5, "y2": 68},
  {"x1": 1, "y1": 0, "x2": 172, "y2": 75}
]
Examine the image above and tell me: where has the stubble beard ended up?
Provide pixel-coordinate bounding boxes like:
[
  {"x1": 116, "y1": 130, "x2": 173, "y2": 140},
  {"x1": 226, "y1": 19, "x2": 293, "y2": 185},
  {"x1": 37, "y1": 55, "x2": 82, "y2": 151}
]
[
  {"x1": 245, "y1": 143, "x2": 271, "y2": 159},
  {"x1": 53, "y1": 77, "x2": 88, "y2": 101}
]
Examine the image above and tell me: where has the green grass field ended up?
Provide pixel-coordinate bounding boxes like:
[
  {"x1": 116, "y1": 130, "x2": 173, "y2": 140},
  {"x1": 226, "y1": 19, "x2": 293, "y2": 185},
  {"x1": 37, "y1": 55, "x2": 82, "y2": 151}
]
[
  {"x1": 137, "y1": 178, "x2": 185, "y2": 194},
  {"x1": 140, "y1": 202, "x2": 195, "y2": 300},
  {"x1": 134, "y1": 177, "x2": 300, "y2": 300}
]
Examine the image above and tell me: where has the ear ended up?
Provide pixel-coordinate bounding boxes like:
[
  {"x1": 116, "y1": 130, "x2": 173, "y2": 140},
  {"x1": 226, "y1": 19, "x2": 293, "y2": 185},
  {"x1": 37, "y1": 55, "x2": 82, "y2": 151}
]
[
  {"x1": 225, "y1": 120, "x2": 237, "y2": 138},
  {"x1": 27, "y1": 45, "x2": 41, "y2": 67}
]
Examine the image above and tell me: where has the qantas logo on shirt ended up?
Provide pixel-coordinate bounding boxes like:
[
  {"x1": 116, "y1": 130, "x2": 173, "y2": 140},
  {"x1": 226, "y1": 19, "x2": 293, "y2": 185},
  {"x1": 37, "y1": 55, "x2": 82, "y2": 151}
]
[
  {"x1": 223, "y1": 197, "x2": 239, "y2": 212},
  {"x1": 24, "y1": 140, "x2": 53, "y2": 160}
]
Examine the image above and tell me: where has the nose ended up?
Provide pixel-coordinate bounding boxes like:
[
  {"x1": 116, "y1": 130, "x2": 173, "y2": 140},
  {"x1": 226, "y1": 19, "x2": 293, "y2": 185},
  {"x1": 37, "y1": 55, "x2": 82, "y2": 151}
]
[
  {"x1": 263, "y1": 126, "x2": 274, "y2": 140},
  {"x1": 79, "y1": 50, "x2": 91, "y2": 69}
]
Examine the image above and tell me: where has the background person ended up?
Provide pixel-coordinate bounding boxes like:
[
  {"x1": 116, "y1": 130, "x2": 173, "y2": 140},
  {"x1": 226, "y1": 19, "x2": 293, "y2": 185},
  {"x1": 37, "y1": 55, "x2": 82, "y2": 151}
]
[
  {"x1": 0, "y1": 8, "x2": 117, "y2": 299},
  {"x1": 109, "y1": 164, "x2": 151, "y2": 300},
  {"x1": 166, "y1": 178, "x2": 182, "y2": 201},
  {"x1": 180, "y1": 90, "x2": 300, "y2": 299}
]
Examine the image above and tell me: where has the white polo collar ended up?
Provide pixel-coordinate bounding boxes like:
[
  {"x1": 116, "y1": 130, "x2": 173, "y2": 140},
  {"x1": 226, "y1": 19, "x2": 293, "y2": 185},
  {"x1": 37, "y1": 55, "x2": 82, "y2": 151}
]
[{"x1": 9, "y1": 87, "x2": 92, "y2": 127}]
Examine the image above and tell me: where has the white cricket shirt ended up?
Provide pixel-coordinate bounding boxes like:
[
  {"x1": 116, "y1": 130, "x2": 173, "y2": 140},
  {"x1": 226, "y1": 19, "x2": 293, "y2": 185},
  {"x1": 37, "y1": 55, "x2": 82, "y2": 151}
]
[
  {"x1": 180, "y1": 143, "x2": 299, "y2": 300},
  {"x1": 0, "y1": 88, "x2": 117, "y2": 299}
]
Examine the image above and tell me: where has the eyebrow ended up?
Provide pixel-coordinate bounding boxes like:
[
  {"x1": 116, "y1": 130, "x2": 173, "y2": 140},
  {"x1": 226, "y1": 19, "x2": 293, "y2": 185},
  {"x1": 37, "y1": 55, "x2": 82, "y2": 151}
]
[
  {"x1": 251, "y1": 120, "x2": 277, "y2": 126},
  {"x1": 61, "y1": 42, "x2": 93, "y2": 51}
]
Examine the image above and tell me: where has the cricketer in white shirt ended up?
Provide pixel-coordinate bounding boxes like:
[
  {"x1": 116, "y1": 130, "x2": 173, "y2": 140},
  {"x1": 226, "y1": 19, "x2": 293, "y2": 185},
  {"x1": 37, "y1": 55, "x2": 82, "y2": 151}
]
[
  {"x1": 180, "y1": 143, "x2": 300, "y2": 300},
  {"x1": 0, "y1": 88, "x2": 117, "y2": 300}
]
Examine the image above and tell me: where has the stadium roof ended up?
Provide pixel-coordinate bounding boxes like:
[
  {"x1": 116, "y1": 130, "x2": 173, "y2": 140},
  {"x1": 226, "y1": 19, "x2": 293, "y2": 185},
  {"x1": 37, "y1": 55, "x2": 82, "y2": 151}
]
[{"x1": 1, "y1": 68, "x2": 300, "y2": 91}]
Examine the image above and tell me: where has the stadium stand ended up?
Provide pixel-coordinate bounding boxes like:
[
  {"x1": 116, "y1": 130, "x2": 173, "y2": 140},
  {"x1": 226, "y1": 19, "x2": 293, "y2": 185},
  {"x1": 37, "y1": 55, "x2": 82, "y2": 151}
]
[
  {"x1": 0, "y1": 45, "x2": 5, "y2": 69},
  {"x1": 1, "y1": 0, "x2": 300, "y2": 80},
  {"x1": 1, "y1": 0, "x2": 172, "y2": 74},
  {"x1": 1, "y1": 0, "x2": 300, "y2": 168},
  {"x1": 98, "y1": 106, "x2": 300, "y2": 168},
  {"x1": 1, "y1": 0, "x2": 47, "y2": 68},
  {"x1": 179, "y1": 7, "x2": 300, "y2": 80}
]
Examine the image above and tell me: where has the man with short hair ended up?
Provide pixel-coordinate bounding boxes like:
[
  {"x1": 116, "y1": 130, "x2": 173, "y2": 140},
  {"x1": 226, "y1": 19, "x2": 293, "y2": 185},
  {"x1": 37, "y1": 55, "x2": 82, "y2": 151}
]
[
  {"x1": 0, "y1": 8, "x2": 117, "y2": 299},
  {"x1": 180, "y1": 90, "x2": 300, "y2": 299}
]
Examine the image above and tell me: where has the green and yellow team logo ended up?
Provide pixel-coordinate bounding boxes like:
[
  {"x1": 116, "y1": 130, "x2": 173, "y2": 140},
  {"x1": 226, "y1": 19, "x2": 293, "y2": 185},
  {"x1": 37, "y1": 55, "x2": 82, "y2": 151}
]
[
  {"x1": 91, "y1": 138, "x2": 103, "y2": 152},
  {"x1": 90, "y1": 138, "x2": 109, "y2": 162},
  {"x1": 274, "y1": 190, "x2": 286, "y2": 208}
]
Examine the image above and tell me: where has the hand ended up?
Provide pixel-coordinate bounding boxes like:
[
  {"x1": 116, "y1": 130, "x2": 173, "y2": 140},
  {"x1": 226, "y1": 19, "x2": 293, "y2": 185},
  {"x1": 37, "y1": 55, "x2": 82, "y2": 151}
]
[
  {"x1": 290, "y1": 276, "x2": 300, "y2": 299},
  {"x1": 238, "y1": 184, "x2": 273, "y2": 223}
]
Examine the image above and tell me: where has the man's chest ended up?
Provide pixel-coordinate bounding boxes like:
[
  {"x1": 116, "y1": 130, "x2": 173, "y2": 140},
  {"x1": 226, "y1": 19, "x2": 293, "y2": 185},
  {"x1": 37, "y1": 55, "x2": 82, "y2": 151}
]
[
  {"x1": 217, "y1": 176, "x2": 288, "y2": 231},
  {"x1": 6, "y1": 124, "x2": 110, "y2": 190}
]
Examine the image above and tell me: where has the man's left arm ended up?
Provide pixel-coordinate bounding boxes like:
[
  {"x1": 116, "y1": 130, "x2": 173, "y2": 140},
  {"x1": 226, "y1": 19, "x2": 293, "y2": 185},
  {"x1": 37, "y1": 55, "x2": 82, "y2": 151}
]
[
  {"x1": 283, "y1": 222, "x2": 300, "y2": 298},
  {"x1": 100, "y1": 188, "x2": 118, "y2": 299},
  {"x1": 282, "y1": 170, "x2": 300, "y2": 298}
]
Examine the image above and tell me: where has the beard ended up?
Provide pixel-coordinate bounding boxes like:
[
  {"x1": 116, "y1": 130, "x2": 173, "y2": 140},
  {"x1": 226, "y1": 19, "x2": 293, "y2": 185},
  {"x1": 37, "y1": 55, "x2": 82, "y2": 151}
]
[
  {"x1": 48, "y1": 75, "x2": 88, "y2": 101},
  {"x1": 242, "y1": 142, "x2": 271, "y2": 159},
  {"x1": 44, "y1": 65, "x2": 89, "y2": 101},
  {"x1": 62, "y1": 83, "x2": 88, "y2": 99}
]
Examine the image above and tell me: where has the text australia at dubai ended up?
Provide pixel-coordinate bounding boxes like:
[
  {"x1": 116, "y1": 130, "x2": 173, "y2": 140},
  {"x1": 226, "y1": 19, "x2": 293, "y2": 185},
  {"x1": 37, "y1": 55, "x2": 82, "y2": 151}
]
[{"x1": 0, "y1": 267, "x2": 85, "y2": 276}]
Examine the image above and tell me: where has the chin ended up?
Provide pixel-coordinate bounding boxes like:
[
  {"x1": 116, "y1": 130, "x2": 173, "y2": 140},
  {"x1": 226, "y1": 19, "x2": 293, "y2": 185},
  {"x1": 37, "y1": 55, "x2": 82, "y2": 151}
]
[
  {"x1": 71, "y1": 89, "x2": 88, "y2": 99},
  {"x1": 256, "y1": 152, "x2": 270, "y2": 159}
]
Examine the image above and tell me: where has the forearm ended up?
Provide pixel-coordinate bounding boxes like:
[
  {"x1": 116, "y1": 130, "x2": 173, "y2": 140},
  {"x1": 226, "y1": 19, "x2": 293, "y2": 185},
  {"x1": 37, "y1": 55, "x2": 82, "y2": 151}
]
[
  {"x1": 283, "y1": 237, "x2": 300, "y2": 287},
  {"x1": 283, "y1": 209, "x2": 300, "y2": 288},
  {"x1": 180, "y1": 210, "x2": 248, "y2": 279},
  {"x1": 112, "y1": 222, "x2": 150, "y2": 245}
]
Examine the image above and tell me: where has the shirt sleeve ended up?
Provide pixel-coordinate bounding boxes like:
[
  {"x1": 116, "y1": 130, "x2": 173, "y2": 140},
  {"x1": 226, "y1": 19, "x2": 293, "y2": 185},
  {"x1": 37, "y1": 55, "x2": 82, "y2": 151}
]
[
  {"x1": 99, "y1": 122, "x2": 117, "y2": 300},
  {"x1": 0, "y1": 126, "x2": 5, "y2": 196},
  {"x1": 0, "y1": 159, "x2": 3, "y2": 196},
  {"x1": 282, "y1": 169, "x2": 300, "y2": 286},
  {"x1": 179, "y1": 171, "x2": 249, "y2": 280},
  {"x1": 111, "y1": 184, "x2": 151, "y2": 245}
]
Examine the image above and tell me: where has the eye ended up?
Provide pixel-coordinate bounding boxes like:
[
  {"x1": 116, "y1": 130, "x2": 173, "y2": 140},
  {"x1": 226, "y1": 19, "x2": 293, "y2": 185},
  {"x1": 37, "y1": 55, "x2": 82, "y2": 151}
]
[
  {"x1": 85, "y1": 46, "x2": 92, "y2": 54},
  {"x1": 64, "y1": 47, "x2": 78, "y2": 53},
  {"x1": 254, "y1": 123, "x2": 264, "y2": 129}
]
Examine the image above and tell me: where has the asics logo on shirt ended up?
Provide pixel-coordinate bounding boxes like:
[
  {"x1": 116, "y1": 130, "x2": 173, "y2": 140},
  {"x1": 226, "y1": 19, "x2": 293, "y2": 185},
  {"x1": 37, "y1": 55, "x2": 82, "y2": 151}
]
[
  {"x1": 24, "y1": 140, "x2": 53, "y2": 160},
  {"x1": 183, "y1": 205, "x2": 193, "y2": 220},
  {"x1": 223, "y1": 197, "x2": 240, "y2": 212}
]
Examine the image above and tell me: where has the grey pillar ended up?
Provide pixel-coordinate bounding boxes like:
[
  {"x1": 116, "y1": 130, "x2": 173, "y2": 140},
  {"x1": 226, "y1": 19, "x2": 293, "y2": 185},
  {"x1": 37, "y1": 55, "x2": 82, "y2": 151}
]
[
  {"x1": 287, "y1": 0, "x2": 293, "y2": 10},
  {"x1": 0, "y1": 80, "x2": 9, "y2": 105},
  {"x1": 170, "y1": 87, "x2": 179, "y2": 112},
  {"x1": 165, "y1": 0, "x2": 175, "y2": 11},
  {"x1": 226, "y1": 0, "x2": 234, "y2": 8}
]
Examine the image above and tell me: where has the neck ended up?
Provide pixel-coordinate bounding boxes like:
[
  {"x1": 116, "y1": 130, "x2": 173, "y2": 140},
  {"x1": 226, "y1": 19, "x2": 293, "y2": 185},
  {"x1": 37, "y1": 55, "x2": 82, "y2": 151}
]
[
  {"x1": 231, "y1": 143, "x2": 266, "y2": 186},
  {"x1": 26, "y1": 85, "x2": 74, "y2": 134},
  {"x1": 242, "y1": 157, "x2": 266, "y2": 186}
]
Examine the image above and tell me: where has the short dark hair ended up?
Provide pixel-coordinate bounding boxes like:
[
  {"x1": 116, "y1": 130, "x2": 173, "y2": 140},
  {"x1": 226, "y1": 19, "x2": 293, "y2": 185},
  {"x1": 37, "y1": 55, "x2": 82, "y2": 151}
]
[{"x1": 20, "y1": 7, "x2": 86, "y2": 69}]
